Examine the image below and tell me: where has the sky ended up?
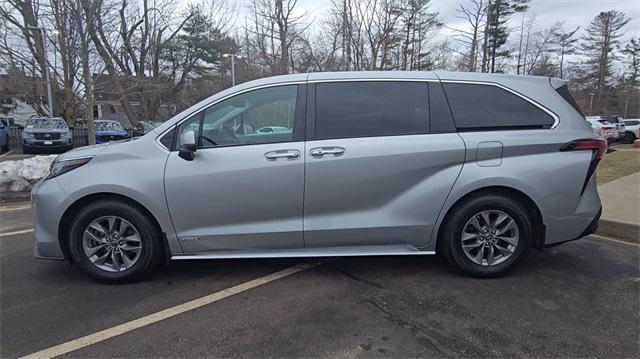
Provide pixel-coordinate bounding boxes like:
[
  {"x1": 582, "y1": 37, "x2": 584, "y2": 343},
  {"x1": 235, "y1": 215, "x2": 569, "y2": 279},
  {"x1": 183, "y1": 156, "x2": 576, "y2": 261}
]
[{"x1": 271, "y1": 0, "x2": 640, "y2": 42}]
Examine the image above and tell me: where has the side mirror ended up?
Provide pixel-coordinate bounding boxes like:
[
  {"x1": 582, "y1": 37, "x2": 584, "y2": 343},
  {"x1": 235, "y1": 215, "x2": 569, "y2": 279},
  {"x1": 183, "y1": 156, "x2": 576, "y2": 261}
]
[{"x1": 178, "y1": 130, "x2": 197, "y2": 161}]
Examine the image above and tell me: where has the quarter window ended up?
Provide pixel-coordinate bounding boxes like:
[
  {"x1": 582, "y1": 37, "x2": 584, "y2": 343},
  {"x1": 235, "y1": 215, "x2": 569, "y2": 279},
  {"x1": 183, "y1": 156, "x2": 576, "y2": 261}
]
[
  {"x1": 315, "y1": 81, "x2": 429, "y2": 139},
  {"x1": 177, "y1": 85, "x2": 298, "y2": 148},
  {"x1": 442, "y1": 83, "x2": 555, "y2": 130}
]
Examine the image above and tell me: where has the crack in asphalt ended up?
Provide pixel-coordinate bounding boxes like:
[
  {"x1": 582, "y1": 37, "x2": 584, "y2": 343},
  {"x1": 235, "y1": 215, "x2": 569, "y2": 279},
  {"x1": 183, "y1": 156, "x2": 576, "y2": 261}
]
[
  {"x1": 363, "y1": 298, "x2": 458, "y2": 358},
  {"x1": 334, "y1": 267, "x2": 385, "y2": 289}
]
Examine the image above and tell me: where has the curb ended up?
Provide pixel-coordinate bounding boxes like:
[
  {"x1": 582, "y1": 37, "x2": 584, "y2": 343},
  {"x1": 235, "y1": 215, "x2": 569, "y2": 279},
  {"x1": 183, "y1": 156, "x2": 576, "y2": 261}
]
[
  {"x1": 0, "y1": 191, "x2": 30, "y2": 204},
  {"x1": 596, "y1": 218, "x2": 640, "y2": 243}
]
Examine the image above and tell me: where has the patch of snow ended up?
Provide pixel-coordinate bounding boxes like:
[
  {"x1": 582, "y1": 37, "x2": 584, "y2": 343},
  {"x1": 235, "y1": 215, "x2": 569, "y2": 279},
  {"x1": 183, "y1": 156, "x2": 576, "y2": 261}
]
[{"x1": 0, "y1": 155, "x2": 57, "y2": 192}]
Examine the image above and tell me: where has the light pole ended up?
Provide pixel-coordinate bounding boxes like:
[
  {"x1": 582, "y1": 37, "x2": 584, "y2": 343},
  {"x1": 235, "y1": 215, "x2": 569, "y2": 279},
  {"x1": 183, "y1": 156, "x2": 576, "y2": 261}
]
[
  {"x1": 27, "y1": 25, "x2": 56, "y2": 117},
  {"x1": 222, "y1": 53, "x2": 242, "y2": 86},
  {"x1": 589, "y1": 92, "x2": 595, "y2": 116}
]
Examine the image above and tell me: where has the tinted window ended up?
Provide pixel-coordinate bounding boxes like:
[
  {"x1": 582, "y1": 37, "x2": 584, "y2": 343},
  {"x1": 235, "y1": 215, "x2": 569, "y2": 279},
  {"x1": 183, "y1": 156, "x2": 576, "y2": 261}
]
[
  {"x1": 624, "y1": 120, "x2": 639, "y2": 126},
  {"x1": 159, "y1": 127, "x2": 175, "y2": 149},
  {"x1": 555, "y1": 85, "x2": 584, "y2": 116},
  {"x1": 443, "y1": 83, "x2": 555, "y2": 130},
  {"x1": 315, "y1": 81, "x2": 428, "y2": 139},
  {"x1": 177, "y1": 85, "x2": 298, "y2": 148},
  {"x1": 428, "y1": 82, "x2": 456, "y2": 133}
]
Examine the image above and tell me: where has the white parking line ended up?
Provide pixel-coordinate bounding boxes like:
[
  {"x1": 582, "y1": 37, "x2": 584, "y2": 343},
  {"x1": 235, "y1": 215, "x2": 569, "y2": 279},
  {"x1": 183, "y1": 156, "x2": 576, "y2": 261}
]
[
  {"x1": 0, "y1": 229, "x2": 34, "y2": 237},
  {"x1": 589, "y1": 234, "x2": 639, "y2": 247},
  {"x1": 0, "y1": 150, "x2": 14, "y2": 157},
  {"x1": 0, "y1": 204, "x2": 32, "y2": 212},
  {"x1": 19, "y1": 263, "x2": 317, "y2": 359}
]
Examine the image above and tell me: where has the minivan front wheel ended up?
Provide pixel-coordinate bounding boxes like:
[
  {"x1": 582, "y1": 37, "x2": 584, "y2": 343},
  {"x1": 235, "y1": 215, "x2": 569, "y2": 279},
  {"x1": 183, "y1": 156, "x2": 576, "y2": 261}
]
[
  {"x1": 69, "y1": 200, "x2": 163, "y2": 282},
  {"x1": 439, "y1": 194, "x2": 532, "y2": 278}
]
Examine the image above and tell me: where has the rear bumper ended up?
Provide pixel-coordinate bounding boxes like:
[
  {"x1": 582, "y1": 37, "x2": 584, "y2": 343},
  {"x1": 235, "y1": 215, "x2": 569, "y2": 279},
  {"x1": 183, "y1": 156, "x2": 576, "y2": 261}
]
[{"x1": 545, "y1": 206, "x2": 601, "y2": 248}]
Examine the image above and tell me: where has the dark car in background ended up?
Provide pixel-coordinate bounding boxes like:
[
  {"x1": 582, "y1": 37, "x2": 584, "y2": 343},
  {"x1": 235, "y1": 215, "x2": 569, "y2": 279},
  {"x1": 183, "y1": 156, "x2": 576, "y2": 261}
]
[
  {"x1": 132, "y1": 121, "x2": 163, "y2": 137},
  {"x1": 95, "y1": 120, "x2": 129, "y2": 143},
  {"x1": 0, "y1": 120, "x2": 8, "y2": 152},
  {"x1": 22, "y1": 117, "x2": 73, "y2": 154}
]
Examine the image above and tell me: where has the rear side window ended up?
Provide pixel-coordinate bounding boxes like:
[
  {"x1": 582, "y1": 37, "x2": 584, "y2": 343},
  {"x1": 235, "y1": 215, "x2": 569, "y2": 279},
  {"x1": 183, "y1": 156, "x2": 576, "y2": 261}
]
[
  {"x1": 555, "y1": 85, "x2": 584, "y2": 116},
  {"x1": 442, "y1": 83, "x2": 555, "y2": 130},
  {"x1": 315, "y1": 81, "x2": 429, "y2": 139},
  {"x1": 625, "y1": 120, "x2": 639, "y2": 126}
]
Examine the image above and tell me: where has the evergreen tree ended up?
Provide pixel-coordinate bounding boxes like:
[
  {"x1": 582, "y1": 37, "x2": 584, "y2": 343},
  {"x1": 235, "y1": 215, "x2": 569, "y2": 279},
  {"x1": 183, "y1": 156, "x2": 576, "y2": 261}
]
[
  {"x1": 579, "y1": 10, "x2": 630, "y2": 111},
  {"x1": 482, "y1": 0, "x2": 529, "y2": 73}
]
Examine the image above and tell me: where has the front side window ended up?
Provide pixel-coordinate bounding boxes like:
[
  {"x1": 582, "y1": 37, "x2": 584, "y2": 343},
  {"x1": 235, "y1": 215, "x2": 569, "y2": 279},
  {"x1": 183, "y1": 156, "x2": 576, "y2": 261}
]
[
  {"x1": 177, "y1": 85, "x2": 298, "y2": 148},
  {"x1": 443, "y1": 83, "x2": 555, "y2": 130},
  {"x1": 315, "y1": 81, "x2": 429, "y2": 139}
]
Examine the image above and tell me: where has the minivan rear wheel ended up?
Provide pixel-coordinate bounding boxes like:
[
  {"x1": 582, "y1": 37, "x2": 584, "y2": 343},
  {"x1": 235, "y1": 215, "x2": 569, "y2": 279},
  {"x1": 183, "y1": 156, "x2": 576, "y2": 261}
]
[
  {"x1": 69, "y1": 200, "x2": 163, "y2": 283},
  {"x1": 439, "y1": 194, "x2": 532, "y2": 278}
]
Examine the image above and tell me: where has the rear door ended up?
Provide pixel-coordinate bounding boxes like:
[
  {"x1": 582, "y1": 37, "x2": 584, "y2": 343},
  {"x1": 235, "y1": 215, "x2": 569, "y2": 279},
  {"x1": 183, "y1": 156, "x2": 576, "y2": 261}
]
[{"x1": 303, "y1": 80, "x2": 465, "y2": 249}]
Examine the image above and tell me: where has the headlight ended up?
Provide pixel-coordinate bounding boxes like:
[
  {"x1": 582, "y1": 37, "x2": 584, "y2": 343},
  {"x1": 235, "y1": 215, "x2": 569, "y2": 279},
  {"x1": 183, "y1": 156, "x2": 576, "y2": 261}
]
[
  {"x1": 47, "y1": 157, "x2": 93, "y2": 180},
  {"x1": 22, "y1": 132, "x2": 34, "y2": 139}
]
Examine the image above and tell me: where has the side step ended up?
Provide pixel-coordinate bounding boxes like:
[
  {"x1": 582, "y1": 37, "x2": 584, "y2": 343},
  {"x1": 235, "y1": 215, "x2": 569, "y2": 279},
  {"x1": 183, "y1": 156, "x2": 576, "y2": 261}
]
[{"x1": 172, "y1": 245, "x2": 435, "y2": 260}]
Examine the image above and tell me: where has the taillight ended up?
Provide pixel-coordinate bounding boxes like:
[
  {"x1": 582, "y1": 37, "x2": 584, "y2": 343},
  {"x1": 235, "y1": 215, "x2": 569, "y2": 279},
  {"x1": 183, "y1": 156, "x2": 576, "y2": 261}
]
[
  {"x1": 560, "y1": 138, "x2": 607, "y2": 159},
  {"x1": 560, "y1": 138, "x2": 607, "y2": 194}
]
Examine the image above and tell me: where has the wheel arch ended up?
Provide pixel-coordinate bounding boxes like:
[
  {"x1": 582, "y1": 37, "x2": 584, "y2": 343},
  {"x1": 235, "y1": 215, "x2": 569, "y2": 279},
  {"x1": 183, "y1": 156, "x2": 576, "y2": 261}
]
[
  {"x1": 435, "y1": 186, "x2": 545, "y2": 250},
  {"x1": 58, "y1": 192, "x2": 170, "y2": 262}
]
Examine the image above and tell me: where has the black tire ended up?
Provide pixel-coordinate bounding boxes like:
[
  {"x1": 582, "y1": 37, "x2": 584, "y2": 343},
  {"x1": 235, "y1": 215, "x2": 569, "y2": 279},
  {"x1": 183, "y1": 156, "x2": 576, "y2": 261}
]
[
  {"x1": 1, "y1": 143, "x2": 8, "y2": 152},
  {"x1": 22, "y1": 146, "x2": 32, "y2": 154},
  {"x1": 69, "y1": 200, "x2": 164, "y2": 283},
  {"x1": 438, "y1": 194, "x2": 532, "y2": 278},
  {"x1": 625, "y1": 132, "x2": 636, "y2": 144}
]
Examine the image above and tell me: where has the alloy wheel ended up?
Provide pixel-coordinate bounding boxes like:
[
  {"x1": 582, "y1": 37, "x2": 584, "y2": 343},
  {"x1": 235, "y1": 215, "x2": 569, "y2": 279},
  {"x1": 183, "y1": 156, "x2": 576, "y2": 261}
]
[
  {"x1": 461, "y1": 210, "x2": 520, "y2": 266},
  {"x1": 82, "y1": 216, "x2": 142, "y2": 272}
]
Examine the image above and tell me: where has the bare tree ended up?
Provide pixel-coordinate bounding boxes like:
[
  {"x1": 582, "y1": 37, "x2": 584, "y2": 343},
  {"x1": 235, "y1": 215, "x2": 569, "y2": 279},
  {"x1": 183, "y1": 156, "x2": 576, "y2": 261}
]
[
  {"x1": 246, "y1": 0, "x2": 309, "y2": 75},
  {"x1": 450, "y1": 0, "x2": 486, "y2": 72},
  {"x1": 551, "y1": 24, "x2": 579, "y2": 79}
]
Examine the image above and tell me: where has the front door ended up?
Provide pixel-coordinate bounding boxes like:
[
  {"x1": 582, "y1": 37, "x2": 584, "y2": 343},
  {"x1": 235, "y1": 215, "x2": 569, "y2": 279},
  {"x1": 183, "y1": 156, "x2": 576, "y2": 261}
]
[{"x1": 164, "y1": 84, "x2": 306, "y2": 253}]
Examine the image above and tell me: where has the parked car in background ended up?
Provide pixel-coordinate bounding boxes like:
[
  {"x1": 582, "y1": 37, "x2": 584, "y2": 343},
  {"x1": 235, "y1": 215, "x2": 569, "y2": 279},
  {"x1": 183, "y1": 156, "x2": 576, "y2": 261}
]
[
  {"x1": 95, "y1": 120, "x2": 129, "y2": 143},
  {"x1": 133, "y1": 121, "x2": 163, "y2": 137},
  {"x1": 0, "y1": 120, "x2": 8, "y2": 152},
  {"x1": 622, "y1": 119, "x2": 640, "y2": 143},
  {"x1": 22, "y1": 117, "x2": 72, "y2": 154},
  {"x1": 32, "y1": 71, "x2": 604, "y2": 282},
  {"x1": 587, "y1": 115, "x2": 625, "y2": 140},
  {"x1": 586, "y1": 118, "x2": 617, "y2": 142}
]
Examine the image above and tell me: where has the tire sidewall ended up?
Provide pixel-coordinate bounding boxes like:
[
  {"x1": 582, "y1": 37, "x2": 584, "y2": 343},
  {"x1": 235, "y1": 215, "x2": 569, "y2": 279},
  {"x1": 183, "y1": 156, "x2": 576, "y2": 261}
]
[
  {"x1": 445, "y1": 195, "x2": 532, "y2": 277},
  {"x1": 69, "y1": 201, "x2": 159, "y2": 282}
]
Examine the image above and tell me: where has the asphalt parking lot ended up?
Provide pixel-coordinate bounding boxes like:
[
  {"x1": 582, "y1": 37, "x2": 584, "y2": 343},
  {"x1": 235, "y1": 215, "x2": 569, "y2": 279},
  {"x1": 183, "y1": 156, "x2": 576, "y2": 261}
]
[{"x1": 1, "y1": 205, "x2": 639, "y2": 358}]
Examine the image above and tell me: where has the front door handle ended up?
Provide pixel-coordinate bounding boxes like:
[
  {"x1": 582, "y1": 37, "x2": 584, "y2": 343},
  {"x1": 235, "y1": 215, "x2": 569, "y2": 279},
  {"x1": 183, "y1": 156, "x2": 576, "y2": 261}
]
[
  {"x1": 310, "y1": 147, "x2": 345, "y2": 157},
  {"x1": 264, "y1": 150, "x2": 300, "y2": 160}
]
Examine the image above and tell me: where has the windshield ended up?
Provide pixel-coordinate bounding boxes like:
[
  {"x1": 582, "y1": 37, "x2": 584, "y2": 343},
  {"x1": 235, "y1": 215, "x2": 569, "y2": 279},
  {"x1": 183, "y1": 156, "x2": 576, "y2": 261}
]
[
  {"x1": 96, "y1": 121, "x2": 124, "y2": 131},
  {"x1": 27, "y1": 118, "x2": 67, "y2": 130}
]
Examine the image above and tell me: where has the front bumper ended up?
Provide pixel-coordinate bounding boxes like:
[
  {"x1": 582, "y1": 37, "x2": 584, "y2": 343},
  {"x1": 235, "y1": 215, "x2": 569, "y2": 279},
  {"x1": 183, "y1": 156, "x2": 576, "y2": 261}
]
[
  {"x1": 31, "y1": 178, "x2": 68, "y2": 260},
  {"x1": 23, "y1": 139, "x2": 72, "y2": 149}
]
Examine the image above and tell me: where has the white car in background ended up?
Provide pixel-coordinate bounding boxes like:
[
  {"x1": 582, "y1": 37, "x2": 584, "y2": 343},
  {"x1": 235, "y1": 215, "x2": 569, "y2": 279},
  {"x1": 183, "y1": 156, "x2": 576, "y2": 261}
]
[
  {"x1": 586, "y1": 118, "x2": 618, "y2": 142},
  {"x1": 622, "y1": 119, "x2": 640, "y2": 143}
]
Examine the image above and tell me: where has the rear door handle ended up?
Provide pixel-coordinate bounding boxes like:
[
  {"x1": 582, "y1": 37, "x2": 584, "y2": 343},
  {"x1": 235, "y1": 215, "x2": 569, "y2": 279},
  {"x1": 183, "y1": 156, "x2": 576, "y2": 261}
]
[
  {"x1": 310, "y1": 147, "x2": 345, "y2": 157},
  {"x1": 264, "y1": 150, "x2": 300, "y2": 160}
]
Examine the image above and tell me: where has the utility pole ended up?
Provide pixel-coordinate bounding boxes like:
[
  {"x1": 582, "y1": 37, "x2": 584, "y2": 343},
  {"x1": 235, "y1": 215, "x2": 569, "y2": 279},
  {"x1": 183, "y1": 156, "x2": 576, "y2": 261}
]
[
  {"x1": 223, "y1": 53, "x2": 242, "y2": 86},
  {"x1": 589, "y1": 92, "x2": 595, "y2": 115},
  {"x1": 27, "y1": 26, "x2": 56, "y2": 117}
]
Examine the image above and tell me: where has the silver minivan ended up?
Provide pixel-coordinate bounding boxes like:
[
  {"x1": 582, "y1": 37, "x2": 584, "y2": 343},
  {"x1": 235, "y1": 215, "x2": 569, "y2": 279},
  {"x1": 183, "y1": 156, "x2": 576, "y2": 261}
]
[{"x1": 32, "y1": 71, "x2": 604, "y2": 282}]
